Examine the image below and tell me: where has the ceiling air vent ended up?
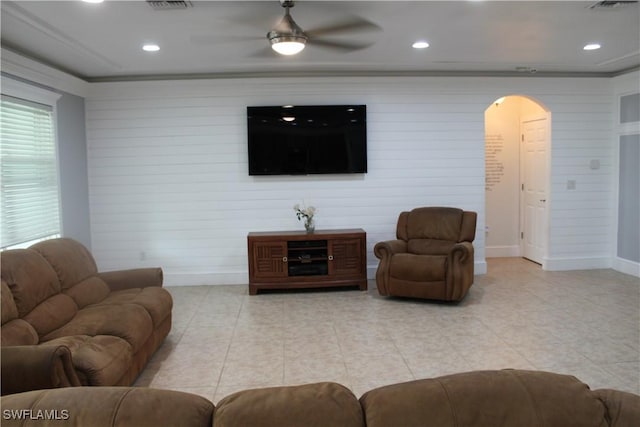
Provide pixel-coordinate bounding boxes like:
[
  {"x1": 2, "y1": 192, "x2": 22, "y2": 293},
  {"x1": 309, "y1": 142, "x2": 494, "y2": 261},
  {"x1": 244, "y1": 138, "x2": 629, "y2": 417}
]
[
  {"x1": 146, "y1": 1, "x2": 193, "y2": 11},
  {"x1": 589, "y1": 1, "x2": 638, "y2": 9}
]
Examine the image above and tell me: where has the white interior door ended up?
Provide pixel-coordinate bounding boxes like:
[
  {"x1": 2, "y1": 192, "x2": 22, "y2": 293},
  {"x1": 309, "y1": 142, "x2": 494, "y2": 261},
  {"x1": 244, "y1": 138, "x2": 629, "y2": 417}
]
[{"x1": 521, "y1": 116, "x2": 549, "y2": 264}]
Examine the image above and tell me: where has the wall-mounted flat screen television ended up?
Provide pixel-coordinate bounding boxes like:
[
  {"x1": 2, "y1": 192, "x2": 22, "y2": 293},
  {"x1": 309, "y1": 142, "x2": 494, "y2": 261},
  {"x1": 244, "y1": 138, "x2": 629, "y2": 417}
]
[{"x1": 247, "y1": 105, "x2": 367, "y2": 175}]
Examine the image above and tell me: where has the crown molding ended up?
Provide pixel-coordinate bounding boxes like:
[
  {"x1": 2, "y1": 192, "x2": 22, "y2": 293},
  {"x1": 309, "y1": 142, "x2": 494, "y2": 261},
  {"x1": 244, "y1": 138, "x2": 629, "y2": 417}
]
[
  {"x1": 1, "y1": 75, "x2": 62, "y2": 106},
  {"x1": 84, "y1": 69, "x2": 622, "y2": 83},
  {"x1": 1, "y1": 48, "x2": 89, "y2": 97}
]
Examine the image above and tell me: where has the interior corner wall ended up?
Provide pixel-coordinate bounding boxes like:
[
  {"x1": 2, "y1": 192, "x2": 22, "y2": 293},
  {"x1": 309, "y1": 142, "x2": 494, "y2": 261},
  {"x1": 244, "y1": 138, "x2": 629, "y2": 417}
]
[
  {"x1": 85, "y1": 76, "x2": 614, "y2": 285},
  {"x1": 613, "y1": 71, "x2": 640, "y2": 277},
  {"x1": 617, "y1": 135, "x2": 639, "y2": 262},
  {"x1": 56, "y1": 92, "x2": 92, "y2": 249}
]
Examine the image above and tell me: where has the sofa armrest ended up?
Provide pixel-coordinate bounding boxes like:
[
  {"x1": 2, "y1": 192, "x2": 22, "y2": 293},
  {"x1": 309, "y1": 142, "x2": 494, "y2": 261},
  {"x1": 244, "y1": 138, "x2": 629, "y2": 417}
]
[
  {"x1": 594, "y1": 388, "x2": 640, "y2": 427},
  {"x1": 98, "y1": 268, "x2": 163, "y2": 292},
  {"x1": 374, "y1": 240, "x2": 407, "y2": 260},
  {"x1": 1, "y1": 345, "x2": 80, "y2": 395}
]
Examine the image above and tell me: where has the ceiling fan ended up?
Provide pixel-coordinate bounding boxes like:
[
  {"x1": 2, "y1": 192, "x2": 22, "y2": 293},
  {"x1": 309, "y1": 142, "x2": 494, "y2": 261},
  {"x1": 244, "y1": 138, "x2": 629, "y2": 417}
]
[{"x1": 266, "y1": 0, "x2": 381, "y2": 56}]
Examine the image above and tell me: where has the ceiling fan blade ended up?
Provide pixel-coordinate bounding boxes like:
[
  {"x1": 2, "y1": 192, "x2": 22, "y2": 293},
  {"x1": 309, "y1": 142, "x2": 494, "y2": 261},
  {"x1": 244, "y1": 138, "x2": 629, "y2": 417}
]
[
  {"x1": 310, "y1": 39, "x2": 374, "y2": 52},
  {"x1": 305, "y1": 16, "x2": 381, "y2": 37},
  {"x1": 190, "y1": 34, "x2": 263, "y2": 46}
]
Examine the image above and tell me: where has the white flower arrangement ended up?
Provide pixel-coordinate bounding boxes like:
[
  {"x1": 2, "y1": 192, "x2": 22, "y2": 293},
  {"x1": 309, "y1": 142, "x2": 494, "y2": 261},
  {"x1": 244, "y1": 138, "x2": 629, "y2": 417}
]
[{"x1": 294, "y1": 203, "x2": 317, "y2": 232}]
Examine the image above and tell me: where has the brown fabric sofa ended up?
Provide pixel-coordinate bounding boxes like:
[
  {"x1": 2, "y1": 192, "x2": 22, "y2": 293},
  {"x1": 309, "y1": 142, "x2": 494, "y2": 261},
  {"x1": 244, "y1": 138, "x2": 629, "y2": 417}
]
[
  {"x1": 375, "y1": 206, "x2": 477, "y2": 301},
  {"x1": 2, "y1": 370, "x2": 638, "y2": 427},
  {"x1": 1, "y1": 238, "x2": 172, "y2": 395},
  {"x1": 1, "y1": 387, "x2": 214, "y2": 427},
  {"x1": 359, "y1": 370, "x2": 640, "y2": 427}
]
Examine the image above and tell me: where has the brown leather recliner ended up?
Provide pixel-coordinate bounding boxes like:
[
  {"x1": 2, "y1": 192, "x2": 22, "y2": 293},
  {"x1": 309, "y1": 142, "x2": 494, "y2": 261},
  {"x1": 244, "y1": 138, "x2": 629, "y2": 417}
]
[{"x1": 374, "y1": 207, "x2": 477, "y2": 301}]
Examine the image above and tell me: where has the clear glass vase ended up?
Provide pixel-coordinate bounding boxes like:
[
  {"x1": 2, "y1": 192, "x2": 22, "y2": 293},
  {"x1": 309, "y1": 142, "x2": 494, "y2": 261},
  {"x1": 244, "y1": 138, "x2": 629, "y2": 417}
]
[{"x1": 304, "y1": 218, "x2": 315, "y2": 233}]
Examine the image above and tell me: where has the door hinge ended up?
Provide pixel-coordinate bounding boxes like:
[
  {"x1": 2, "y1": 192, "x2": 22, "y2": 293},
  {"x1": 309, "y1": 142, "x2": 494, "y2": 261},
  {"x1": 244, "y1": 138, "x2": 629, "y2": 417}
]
[
  {"x1": 521, "y1": 134, "x2": 524, "y2": 142},
  {"x1": 521, "y1": 183, "x2": 524, "y2": 191},
  {"x1": 521, "y1": 232, "x2": 524, "y2": 239}
]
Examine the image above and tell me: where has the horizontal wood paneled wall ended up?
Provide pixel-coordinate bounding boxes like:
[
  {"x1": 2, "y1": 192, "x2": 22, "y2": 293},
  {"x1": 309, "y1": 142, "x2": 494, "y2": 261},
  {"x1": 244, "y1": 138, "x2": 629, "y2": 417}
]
[{"x1": 86, "y1": 76, "x2": 613, "y2": 285}]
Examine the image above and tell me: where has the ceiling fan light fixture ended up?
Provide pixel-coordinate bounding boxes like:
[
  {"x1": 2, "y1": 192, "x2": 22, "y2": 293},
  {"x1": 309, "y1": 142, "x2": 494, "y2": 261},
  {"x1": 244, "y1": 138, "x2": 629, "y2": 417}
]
[
  {"x1": 270, "y1": 37, "x2": 307, "y2": 55},
  {"x1": 268, "y1": 4, "x2": 307, "y2": 55}
]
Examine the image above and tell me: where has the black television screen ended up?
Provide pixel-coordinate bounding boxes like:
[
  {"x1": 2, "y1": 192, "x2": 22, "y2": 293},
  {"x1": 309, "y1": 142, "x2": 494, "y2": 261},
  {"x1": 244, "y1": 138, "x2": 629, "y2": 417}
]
[{"x1": 247, "y1": 105, "x2": 367, "y2": 175}]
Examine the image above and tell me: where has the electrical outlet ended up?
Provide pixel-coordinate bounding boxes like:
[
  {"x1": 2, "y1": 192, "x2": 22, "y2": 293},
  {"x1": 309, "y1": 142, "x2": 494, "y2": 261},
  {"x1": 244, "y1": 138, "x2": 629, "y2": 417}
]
[
  {"x1": 567, "y1": 180, "x2": 576, "y2": 190},
  {"x1": 139, "y1": 251, "x2": 146, "y2": 261}
]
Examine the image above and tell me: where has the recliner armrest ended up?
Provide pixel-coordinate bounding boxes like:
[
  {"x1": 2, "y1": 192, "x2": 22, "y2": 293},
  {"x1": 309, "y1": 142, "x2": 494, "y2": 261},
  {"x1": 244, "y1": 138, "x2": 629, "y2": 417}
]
[
  {"x1": 449, "y1": 241, "x2": 474, "y2": 263},
  {"x1": 374, "y1": 240, "x2": 408, "y2": 260},
  {"x1": 98, "y1": 267, "x2": 163, "y2": 292},
  {"x1": 1, "y1": 345, "x2": 81, "y2": 395}
]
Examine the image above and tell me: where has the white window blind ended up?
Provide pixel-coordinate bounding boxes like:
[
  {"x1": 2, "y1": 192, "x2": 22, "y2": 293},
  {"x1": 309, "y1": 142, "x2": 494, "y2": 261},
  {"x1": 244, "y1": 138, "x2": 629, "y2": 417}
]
[{"x1": 1, "y1": 95, "x2": 61, "y2": 249}]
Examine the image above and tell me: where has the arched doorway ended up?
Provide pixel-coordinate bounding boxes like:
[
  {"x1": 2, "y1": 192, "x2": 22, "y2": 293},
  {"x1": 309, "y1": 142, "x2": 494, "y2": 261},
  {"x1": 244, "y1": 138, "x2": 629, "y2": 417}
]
[{"x1": 484, "y1": 95, "x2": 551, "y2": 266}]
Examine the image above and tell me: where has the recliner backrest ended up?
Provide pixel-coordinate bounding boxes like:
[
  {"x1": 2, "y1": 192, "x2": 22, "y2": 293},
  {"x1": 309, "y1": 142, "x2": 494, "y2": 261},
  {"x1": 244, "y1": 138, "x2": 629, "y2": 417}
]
[{"x1": 397, "y1": 207, "x2": 476, "y2": 243}]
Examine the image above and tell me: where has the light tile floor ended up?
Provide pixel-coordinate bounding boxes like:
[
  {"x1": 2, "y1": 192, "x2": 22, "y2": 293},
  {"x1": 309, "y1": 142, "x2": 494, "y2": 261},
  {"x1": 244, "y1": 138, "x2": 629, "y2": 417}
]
[{"x1": 134, "y1": 258, "x2": 640, "y2": 404}]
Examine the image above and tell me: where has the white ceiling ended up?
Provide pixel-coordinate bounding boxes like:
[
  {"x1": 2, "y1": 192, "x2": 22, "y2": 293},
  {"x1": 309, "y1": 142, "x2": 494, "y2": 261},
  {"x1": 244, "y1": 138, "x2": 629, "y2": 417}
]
[{"x1": 1, "y1": 0, "x2": 639, "y2": 81}]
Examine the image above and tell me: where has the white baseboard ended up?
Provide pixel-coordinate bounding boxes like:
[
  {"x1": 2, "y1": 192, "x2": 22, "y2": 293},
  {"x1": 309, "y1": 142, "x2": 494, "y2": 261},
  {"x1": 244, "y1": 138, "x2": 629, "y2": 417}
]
[
  {"x1": 485, "y1": 245, "x2": 520, "y2": 258},
  {"x1": 164, "y1": 271, "x2": 247, "y2": 287},
  {"x1": 475, "y1": 260, "x2": 488, "y2": 275},
  {"x1": 167, "y1": 259, "x2": 490, "y2": 287},
  {"x1": 542, "y1": 256, "x2": 612, "y2": 271},
  {"x1": 612, "y1": 257, "x2": 640, "y2": 278}
]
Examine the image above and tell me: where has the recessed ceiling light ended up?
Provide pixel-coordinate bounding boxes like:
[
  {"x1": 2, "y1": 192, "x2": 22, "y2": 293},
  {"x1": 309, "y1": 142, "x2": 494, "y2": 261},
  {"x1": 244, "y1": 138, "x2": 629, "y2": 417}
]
[
  {"x1": 142, "y1": 44, "x2": 160, "y2": 52},
  {"x1": 412, "y1": 41, "x2": 430, "y2": 49},
  {"x1": 82, "y1": 0, "x2": 104, "y2": 3},
  {"x1": 583, "y1": 43, "x2": 601, "y2": 51}
]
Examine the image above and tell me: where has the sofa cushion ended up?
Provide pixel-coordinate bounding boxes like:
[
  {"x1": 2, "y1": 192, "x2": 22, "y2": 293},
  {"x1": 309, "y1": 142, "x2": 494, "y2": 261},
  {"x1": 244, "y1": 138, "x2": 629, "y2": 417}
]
[
  {"x1": 1, "y1": 280, "x2": 18, "y2": 325},
  {"x1": 360, "y1": 370, "x2": 608, "y2": 427},
  {"x1": 1, "y1": 249, "x2": 61, "y2": 317},
  {"x1": 594, "y1": 388, "x2": 640, "y2": 427},
  {"x1": 42, "y1": 335, "x2": 133, "y2": 386},
  {"x1": 31, "y1": 238, "x2": 98, "y2": 290},
  {"x1": 97, "y1": 287, "x2": 173, "y2": 327},
  {"x1": 22, "y1": 294, "x2": 78, "y2": 338},
  {"x1": 214, "y1": 382, "x2": 364, "y2": 427},
  {"x1": 390, "y1": 254, "x2": 446, "y2": 282},
  {"x1": 406, "y1": 207, "x2": 463, "y2": 241},
  {"x1": 0, "y1": 319, "x2": 39, "y2": 346},
  {"x1": 65, "y1": 276, "x2": 111, "y2": 309},
  {"x1": 407, "y1": 239, "x2": 456, "y2": 255},
  {"x1": 42, "y1": 304, "x2": 153, "y2": 353}
]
